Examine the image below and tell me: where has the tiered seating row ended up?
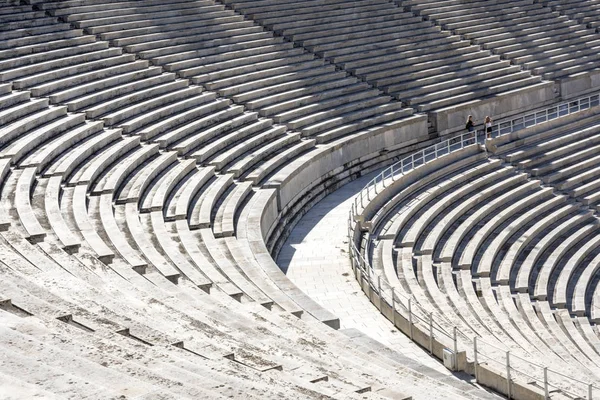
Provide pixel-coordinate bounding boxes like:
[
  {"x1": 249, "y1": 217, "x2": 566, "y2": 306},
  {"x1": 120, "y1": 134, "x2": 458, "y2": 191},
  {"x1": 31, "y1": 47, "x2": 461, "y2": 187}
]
[
  {"x1": 0, "y1": 1, "x2": 449, "y2": 398},
  {"x1": 355, "y1": 137, "x2": 600, "y2": 397},
  {"x1": 406, "y1": 0, "x2": 600, "y2": 93},
  {"x1": 538, "y1": 0, "x2": 600, "y2": 31},
  {"x1": 35, "y1": 0, "x2": 415, "y2": 145},
  {"x1": 221, "y1": 0, "x2": 550, "y2": 115},
  {"x1": 0, "y1": 69, "x2": 425, "y2": 400},
  {"x1": 492, "y1": 108, "x2": 600, "y2": 318}
]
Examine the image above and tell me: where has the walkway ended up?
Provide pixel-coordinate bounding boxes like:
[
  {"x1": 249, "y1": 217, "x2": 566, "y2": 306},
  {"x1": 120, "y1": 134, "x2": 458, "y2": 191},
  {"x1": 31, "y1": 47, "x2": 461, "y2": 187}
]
[{"x1": 277, "y1": 173, "x2": 451, "y2": 375}]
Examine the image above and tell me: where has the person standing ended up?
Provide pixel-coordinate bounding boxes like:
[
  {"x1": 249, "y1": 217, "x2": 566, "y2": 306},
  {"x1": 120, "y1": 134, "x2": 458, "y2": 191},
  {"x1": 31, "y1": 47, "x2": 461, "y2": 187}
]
[
  {"x1": 465, "y1": 115, "x2": 475, "y2": 132},
  {"x1": 485, "y1": 116, "x2": 493, "y2": 139}
]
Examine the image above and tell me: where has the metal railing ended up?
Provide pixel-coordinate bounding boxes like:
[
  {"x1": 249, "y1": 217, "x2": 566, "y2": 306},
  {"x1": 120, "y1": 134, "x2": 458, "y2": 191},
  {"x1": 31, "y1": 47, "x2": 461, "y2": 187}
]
[
  {"x1": 490, "y1": 93, "x2": 600, "y2": 137},
  {"x1": 348, "y1": 92, "x2": 600, "y2": 399},
  {"x1": 352, "y1": 91, "x2": 600, "y2": 217},
  {"x1": 351, "y1": 130, "x2": 478, "y2": 215}
]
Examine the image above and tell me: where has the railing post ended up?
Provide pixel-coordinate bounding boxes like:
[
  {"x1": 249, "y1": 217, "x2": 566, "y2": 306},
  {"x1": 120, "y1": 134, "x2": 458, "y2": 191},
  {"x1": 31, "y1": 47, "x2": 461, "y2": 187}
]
[
  {"x1": 453, "y1": 327, "x2": 458, "y2": 371},
  {"x1": 506, "y1": 351, "x2": 511, "y2": 399},
  {"x1": 589, "y1": 383, "x2": 593, "y2": 400},
  {"x1": 408, "y1": 298, "x2": 413, "y2": 340},
  {"x1": 429, "y1": 312, "x2": 433, "y2": 355},
  {"x1": 473, "y1": 337, "x2": 478, "y2": 383},
  {"x1": 543, "y1": 367, "x2": 548, "y2": 399},
  {"x1": 377, "y1": 274, "x2": 382, "y2": 310},
  {"x1": 392, "y1": 289, "x2": 396, "y2": 326}
]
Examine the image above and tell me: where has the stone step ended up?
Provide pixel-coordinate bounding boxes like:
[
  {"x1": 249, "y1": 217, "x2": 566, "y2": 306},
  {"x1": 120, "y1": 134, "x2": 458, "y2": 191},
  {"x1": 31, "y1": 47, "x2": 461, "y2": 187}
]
[
  {"x1": 1, "y1": 113, "x2": 85, "y2": 167},
  {"x1": 0, "y1": 90, "x2": 31, "y2": 113},
  {"x1": 87, "y1": 12, "x2": 243, "y2": 36},
  {"x1": 372, "y1": 54, "x2": 503, "y2": 89},
  {"x1": 232, "y1": 70, "x2": 349, "y2": 105},
  {"x1": 118, "y1": 151, "x2": 178, "y2": 204},
  {"x1": 214, "y1": 181, "x2": 253, "y2": 238},
  {"x1": 149, "y1": 210, "x2": 213, "y2": 291},
  {"x1": 56, "y1": 129, "x2": 127, "y2": 184},
  {"x1": 472, "y1": 191, "x2": 561, "y2": 277},
  {"x1": 0, "y1": 105, "x2": 66, "y2": 146},
  {"x1": 59, "y1": 67, "x2": 168, "y2": 112},
  {"x1": 553, "y1": 234, "x2": 600, "y2": 308},
  {"x1": 245, "y1": 76, "x2": 359, "y2": 111},
  {"x1": 71, "y1": 5, "x2": 226, "y2": 30},
  {"x1": 91, "y1": 142, "x2": 156, "y2": 194},
  {"x1": 191, "y1": 51, "x2": 314, "y2": 85},
  {"x1": 143, "y1": 159, "x2": 197, "y2": 213},
  {"x1": 109, "y1": 20, "x2": 256, "y2": 47},
  {"x1": 0, "y1": 28, "x2": 83, "y2": 50},
  {"x1": 167, "y1": 42, "x2": 296, "y2": 75},
  {"x1": 20, "y1": 120, "x2": 105, "y2": 172},
  {"x1": 101, "y1": 85, "x2": 202, "y2": 130},
  {"x1": 347, "y1": 42, "x2": 476, "y2": 76},
  {"x1": 0, "y1": 34, "x2": 98, "y2": 62},
  {"x1": 416, "y1": 77, "x2": 543, "y2": 112},
  {"x1": 205, "y1": 59, "x2": 326, "y2": 92},
  {"x1": 245, "y1": 139, "x2": 316, "y2": 184},
  {"x1": 275, "y1": 88, "x2": 382, "y2": 125},
  {"x1": 224, "y1": 132, "x2": 302, "y2": 178},
  {"x1": 289, "y1": 13, "x2": 420, "y2": 42},
  {"x1": 193, "y1": 119, "x2": 278, "y2": 164},
  {"x1": 54, "y1": 0, "x2": 217, "y2": 22},
  {"x1": 0, "y1": 16, "x2": 60, "y2": 33},
  {"x1": 84, "y1": 75, "x2": 185, "y2": 120},
  {"x1": 19, "y1": 55, "x2": 141, "y2": 95},
  {"x1": 161, "y1": 106, "x2": 247, "y2": 153},
  {"x1": 173, "y1": 215, "x2": 245, "y2": 299},
  {"x1": 135, "y1": 95, "x2": 230, "y2": 141},
  {"x1": 403, "y1": 70, "x2": 532, "y2": 105}
]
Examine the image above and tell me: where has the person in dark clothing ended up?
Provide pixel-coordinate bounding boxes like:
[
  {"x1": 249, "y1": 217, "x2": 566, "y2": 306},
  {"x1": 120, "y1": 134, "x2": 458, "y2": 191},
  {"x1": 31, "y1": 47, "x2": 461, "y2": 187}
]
[{"x1": 465, "y1": 115, "x2": 474, "y2": 132}]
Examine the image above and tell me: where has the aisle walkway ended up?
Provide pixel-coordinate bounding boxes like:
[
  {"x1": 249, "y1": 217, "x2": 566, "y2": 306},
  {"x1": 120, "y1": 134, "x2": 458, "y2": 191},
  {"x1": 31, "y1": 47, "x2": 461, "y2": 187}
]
[{"x1": 277, "y1": 173, "x2": 451, "y2": 375}]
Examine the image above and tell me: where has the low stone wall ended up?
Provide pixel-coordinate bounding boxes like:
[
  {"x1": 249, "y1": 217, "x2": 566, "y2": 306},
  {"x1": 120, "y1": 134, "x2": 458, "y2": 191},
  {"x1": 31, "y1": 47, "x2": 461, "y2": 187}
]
[
  {"x1": 250, "y1": 115, "x2": 429, "y2": 327},
  {"x1": 559, "y1": 70, "x2": 600, "y2": 100},
  {"x1": 431, "y1": 82, "x2": 558, "y2": 136},
  {"x1": 266, "y1": 115, "x2": 429, "y2": 212}
]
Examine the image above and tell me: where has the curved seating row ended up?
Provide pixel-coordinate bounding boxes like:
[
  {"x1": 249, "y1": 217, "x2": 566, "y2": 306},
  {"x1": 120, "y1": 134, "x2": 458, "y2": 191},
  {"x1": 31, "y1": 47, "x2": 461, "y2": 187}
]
[
  {"x1": 1, "y1": 0, "x2": 578, "y2": 397},
  {"x1": 491, "y1": 109, "x2": 600, "y2": 317},
  {"x1": 0, "y1": 82, "x2": 489, "y2": 400},
  {"x1": 0, "y1": 1, "x2": 450, "y2": 397},
  {"x1": 356, "y1": 138, "x2": 600, "y2": 397},
  {"x1": 0, "y1": 89, "x2": 434, "y2": 400},
  {"x1": 406, "y1": 0, "x2": 600, "y2": 96},
  {"x1": 36, "y1": 0, "x2": 416, "y2": 144},
  {"x1": 538, "y1": 0, "x2": 600, "y2": 31},
  {"x1": 221, "y1": 0, "x2": 552, "y2": 115}
]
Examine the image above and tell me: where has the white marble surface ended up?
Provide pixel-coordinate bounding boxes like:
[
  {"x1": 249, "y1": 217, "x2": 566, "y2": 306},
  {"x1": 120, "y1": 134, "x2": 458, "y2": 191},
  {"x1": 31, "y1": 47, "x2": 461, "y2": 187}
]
[{"x1": 278, "y1": 172, "x2": 451, "y2": 375}]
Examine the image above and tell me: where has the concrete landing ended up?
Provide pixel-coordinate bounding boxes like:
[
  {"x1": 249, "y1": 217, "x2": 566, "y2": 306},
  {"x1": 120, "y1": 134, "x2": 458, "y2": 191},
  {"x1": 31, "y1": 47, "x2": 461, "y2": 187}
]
[{"x1": 277, "y1": 172, "x2": 451, "y2": 376}]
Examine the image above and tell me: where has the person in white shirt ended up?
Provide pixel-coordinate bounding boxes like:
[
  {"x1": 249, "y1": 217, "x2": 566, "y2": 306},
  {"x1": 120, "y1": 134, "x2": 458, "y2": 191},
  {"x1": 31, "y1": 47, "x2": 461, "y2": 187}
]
[{"x1": 484, "y1": 116, "x2": 493, "y2": 139}]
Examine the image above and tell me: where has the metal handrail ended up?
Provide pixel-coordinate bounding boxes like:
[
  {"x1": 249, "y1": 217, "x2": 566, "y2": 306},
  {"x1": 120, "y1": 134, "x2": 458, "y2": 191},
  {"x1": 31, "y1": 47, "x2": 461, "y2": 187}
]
[
  {"x1": 353, "y1": 91, "x2": 600, "y2": 216},
  {"x1": 490, "y1": 92, "x2": 600, "y2": 138},
  {"x1": 353, "y1": 131, "x2": 478, "y2": 214},
  {"x1": 348, "y1": 92, "x2": 600, "y2": 399}
]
